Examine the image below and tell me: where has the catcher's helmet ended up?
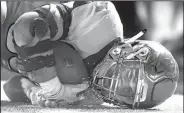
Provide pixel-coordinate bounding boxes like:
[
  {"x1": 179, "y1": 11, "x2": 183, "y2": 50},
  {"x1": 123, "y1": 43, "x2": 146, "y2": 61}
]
[{"x1": 92, "y1": 40, "x2": 179, "y2": 109}]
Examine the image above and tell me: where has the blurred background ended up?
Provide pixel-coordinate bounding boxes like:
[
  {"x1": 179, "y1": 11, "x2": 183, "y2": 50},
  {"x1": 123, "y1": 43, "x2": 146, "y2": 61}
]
[{"x1": 1, "y1": 1, "x2": 183, "y2": 95}]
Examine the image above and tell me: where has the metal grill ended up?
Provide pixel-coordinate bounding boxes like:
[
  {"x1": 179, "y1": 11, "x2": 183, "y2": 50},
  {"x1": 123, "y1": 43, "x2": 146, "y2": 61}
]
[{"x1": 92, "y1": 31, "x2": 149, "y2": 108}]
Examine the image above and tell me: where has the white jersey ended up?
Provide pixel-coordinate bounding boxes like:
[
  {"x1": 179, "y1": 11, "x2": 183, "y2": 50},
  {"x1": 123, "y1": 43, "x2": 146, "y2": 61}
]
[{"x1": 66, "y1": 1, "x2": 124, "y2": 59}]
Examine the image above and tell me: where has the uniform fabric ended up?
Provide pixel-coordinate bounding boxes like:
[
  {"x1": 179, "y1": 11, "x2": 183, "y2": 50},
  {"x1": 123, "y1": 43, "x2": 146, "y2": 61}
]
[{"x1": 66, "y1": 1, "x2": 123, "y2": 59}]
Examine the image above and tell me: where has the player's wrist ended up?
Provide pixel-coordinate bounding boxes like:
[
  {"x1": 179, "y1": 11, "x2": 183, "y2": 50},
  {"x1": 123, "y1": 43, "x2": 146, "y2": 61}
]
[{"x1": 39, "y1": 76, "x2": 62, "y2": 96}]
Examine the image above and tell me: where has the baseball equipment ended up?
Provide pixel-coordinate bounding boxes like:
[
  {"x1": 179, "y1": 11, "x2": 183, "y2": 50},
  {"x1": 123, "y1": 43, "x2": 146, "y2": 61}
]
[
  {"x1": 14, "y1": 41, "x2": 89, "y2": 84},
  {"x1": 4, "y1": 3, "x2": 71, "y2": 72},
  {"x1": 4, "y1": 3, "x2": 89, "y2": 105},
  {"x1": 83, "y1": 37, "x2": 122, "y2": 75},
  {"x1": 83, "y1": 29, "x2": 147, "y2": 76},
  {"x1": 53, "y1": 41, "x2": 90, "y2": 84},
  {"x1": 4, "y1": 41, "x2": 90, "y2": 105},
  {"x1": 12, "y1": 4, "x2": 71, "y2": 47},
  {"x1": 92, "y1": 38, "x2": 179, "y2": 109},
  {"x1": 30, "y1": 4, "x2": 71, "y2": 40},
  {"x1": 1, "y1": 1, "x2": 61, "y2": 71},
  {"x1": 66, "y1": 1, "x2": 123, "y2": 59}
]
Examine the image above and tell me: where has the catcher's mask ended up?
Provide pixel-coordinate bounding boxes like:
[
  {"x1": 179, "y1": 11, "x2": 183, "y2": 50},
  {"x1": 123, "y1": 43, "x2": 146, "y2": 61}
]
[{"x1": 92, "y1": 33, "x2": 179, "y2": 109}]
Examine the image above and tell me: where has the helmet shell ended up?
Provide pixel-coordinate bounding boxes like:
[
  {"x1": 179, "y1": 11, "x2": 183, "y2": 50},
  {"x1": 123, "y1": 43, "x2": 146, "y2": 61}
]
[{"x1": 92, "y1": 40, "x2": 179, "y2": 109}]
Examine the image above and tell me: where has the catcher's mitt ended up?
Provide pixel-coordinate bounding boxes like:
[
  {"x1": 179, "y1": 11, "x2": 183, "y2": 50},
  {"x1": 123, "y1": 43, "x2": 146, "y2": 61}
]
[{"x1": 92, "y1": 39, "x2": 179, "y2": 109}]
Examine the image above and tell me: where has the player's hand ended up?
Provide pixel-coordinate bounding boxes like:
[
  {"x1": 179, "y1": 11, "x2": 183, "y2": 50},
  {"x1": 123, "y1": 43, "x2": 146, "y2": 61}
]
[
  {"x1": 20, "y1": 78, "x2": 89, "y2": 107},
  {"x1": 42, "y1": 81, "x2": 89, "y2": 107}
]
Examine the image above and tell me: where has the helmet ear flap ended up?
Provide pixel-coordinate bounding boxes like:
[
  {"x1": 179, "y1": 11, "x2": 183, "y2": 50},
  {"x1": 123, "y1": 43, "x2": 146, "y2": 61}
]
[{"x1": 29, "y1": 18, "x2": 48, "y2": 39}]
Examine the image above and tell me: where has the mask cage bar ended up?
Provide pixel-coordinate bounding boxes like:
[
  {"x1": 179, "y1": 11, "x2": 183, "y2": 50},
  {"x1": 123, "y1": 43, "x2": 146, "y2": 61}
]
[
  {"x1": 92, "y1": 51, "x2": 146, "y2": 109},
  {"x1": 92, "y1": 74, "x2": 120, "y2": 98},
  {"x1": 92, "y1": 29, "x2": 147, "y2": 108},
  {"x1": 132, "y1": 61, "x2": 145, "y2": 109}
]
